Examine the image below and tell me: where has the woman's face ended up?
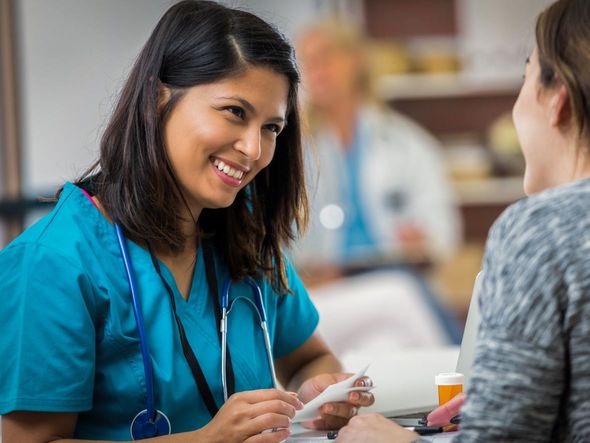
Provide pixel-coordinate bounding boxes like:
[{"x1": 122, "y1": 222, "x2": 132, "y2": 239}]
[
  {"x1": 298, "y1": 30, "x2": 361, "y2": 109},
  {"x1": 513, "y1": 47, "x2": 567, "y2": 195},
  {"x1": 162, "y1": 66, "x2": 289, "y2": 216}
]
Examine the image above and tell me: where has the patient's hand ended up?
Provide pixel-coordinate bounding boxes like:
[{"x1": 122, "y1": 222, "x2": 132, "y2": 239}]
[
  {"x1": 427, "y1": 392, "x2": 465, "y2": 426},
  {"x1": 335, "y1": 413, "x2": 419, "y2": 443}
]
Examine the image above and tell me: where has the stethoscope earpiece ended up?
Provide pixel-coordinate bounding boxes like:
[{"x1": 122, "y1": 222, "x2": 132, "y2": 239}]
[{"x1": 130, "y1": 409, "x2": 171, "y2": 440}]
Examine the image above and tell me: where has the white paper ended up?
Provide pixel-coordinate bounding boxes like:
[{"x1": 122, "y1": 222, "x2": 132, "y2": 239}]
[{"x1": 293, "y1": 365, "x2": 372, "y2": 423}]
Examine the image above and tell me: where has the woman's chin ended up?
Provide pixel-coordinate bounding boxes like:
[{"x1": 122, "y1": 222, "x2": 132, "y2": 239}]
[{"x1": 204, "y1": 196, "x2": 239, "y2": 210}]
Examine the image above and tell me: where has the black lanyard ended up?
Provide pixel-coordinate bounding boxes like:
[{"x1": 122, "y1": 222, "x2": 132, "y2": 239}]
[{"x1": 148, "y1": 239, "x2": 235, "y2": 418}]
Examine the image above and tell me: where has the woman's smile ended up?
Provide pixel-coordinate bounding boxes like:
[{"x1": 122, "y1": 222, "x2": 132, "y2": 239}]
[{"x1": 211, "y1": 157, "x2": 247, "y2": 187}]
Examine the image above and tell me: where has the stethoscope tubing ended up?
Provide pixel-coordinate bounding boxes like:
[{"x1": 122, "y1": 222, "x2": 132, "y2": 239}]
[
  {"x1": 220, "y1": 276, "x2": 277, "y2": 401},
  {"x1": 114, "y1": 223, "x2": 156, "y2": 420},
  {"x1": 115, "y1": 222, "x2": 277, "y2": 435}
]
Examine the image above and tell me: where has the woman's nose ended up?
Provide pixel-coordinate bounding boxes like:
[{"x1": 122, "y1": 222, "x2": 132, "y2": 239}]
[{"x1": 234, "y1": 127, "x2": 262, "y2": 161}]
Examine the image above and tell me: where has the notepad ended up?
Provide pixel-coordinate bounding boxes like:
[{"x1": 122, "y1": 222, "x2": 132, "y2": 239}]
[{"x1": 293, "y1": 365, "x2": 373, "y2": 423}]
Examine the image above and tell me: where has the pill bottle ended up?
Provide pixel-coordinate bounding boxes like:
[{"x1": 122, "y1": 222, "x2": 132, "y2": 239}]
[{"x1": 435, "y1": 372, "x2": 464, "y2": 406}]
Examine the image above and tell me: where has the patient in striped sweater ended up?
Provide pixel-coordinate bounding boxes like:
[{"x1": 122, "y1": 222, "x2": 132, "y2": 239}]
[{"x1": 334, "y1": 0, "x2": 590, "y2": 441}]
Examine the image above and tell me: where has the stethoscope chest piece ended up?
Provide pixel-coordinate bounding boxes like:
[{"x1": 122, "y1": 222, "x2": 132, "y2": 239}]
[{"x1": 130, "y1": 409, "x2": 171, "y2": 440}]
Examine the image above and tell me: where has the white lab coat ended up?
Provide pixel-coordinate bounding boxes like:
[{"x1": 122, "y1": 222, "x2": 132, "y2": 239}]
[{"x1": 294, "y1": 104, "x2": 462, "y2": 266}]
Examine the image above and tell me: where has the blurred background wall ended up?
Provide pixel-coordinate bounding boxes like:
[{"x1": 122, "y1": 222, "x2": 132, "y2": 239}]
[{"x1": 0, "y1": 0, "x2": 552, "y2": 325}]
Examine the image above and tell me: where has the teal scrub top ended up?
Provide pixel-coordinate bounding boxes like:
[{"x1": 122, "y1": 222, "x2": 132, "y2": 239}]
[{"x1": 0, "y1": 183, "x2": 319, "y2": 440}]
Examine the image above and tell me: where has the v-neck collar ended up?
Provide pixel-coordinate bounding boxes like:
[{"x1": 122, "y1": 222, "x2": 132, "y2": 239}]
[
  {"x1": 69, "y1": 182, "x2": 210, "y2": 315},
  {"x1": 147, "y1": 245, "x2": 207, "y2": 313}
]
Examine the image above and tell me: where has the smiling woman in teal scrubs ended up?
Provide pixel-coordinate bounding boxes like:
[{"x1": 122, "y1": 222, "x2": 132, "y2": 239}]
[{"x1": 0, "y1": 1, "x2": 374, "y2": 442}]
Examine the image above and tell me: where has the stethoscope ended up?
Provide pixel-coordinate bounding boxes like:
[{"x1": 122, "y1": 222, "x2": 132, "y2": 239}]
[
  {"x1": 220, "y1": 276, "x2": 278, "y2": 401},
  {"x1": 114, "y1": 223, "x2": 277, "y2": 440}
]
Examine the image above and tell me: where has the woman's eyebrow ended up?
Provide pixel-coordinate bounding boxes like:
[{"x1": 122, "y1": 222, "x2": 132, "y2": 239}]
[
  {"x1": 218, "y1": 96, "x2": 255, "y2": 113},
  {"x1": 218, "y1": 95, "x2": 286, "y2": 122},
  {"x1": 267, "y1": 116, "x2": 286, "y2": 124}
]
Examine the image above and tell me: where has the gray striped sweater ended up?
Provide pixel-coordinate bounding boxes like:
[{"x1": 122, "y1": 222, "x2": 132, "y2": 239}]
[{"x1": 456, "y1": 178, "x2": 590, "y2": 442}]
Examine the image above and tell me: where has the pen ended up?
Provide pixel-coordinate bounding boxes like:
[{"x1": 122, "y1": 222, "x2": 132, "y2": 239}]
[
  {"x1": 405, "y1": 426, "x2": 443, "y2": 435},
  {"x1": 420, "y1": 413, "x2": 461, "y2": 426}
]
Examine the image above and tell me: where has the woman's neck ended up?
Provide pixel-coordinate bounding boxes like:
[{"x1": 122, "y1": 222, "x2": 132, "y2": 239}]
[
  {"x1": 571, "y1": 138, "x2": 590, "y2": 182},
  {"x1": 157, "y1": 211, "x2": 200, "y2": 301},
  {"x1": 179, "y1": 206, "x2": 201, "y2": 249},
  {"x1": 88, "y1": 192, "x2": 199, "y2": 300}
]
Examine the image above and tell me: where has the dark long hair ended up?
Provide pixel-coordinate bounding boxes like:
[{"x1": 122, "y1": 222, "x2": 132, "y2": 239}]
[
  {"x1": 536, "y1": 0, "x2": 590, "y2": 140},
  {"x1": 70, "y1": 0, "x2": 307, "y2": 293}
]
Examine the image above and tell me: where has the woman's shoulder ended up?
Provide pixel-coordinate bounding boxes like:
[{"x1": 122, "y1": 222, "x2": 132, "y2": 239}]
[
  {"x1": 492, "y1": 178, "x2": 590, "y2": 246},
  {"x1": 1, "y1": 182, "x2": 112, "y2": 267},
  {"x1": 478, "y1": 179, "x2": 590, "y2": 348}
]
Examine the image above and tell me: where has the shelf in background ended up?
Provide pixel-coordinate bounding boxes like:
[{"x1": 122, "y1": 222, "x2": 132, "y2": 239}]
[
  {"x1": 453, "y1": 176, "x2": 524, "y2": 205},
  {"x1": 453, "y1": 177, "x2": 524, "y2": 241},
  {"x1": 385, "y1": 87, "x2": 518, "y2": 137},
  {"x1": 364, "y1": 0, "x2": 457, "y2": 39},
  {"x1": 377, "y1": 72, "x2": 522, "y2": 100}
]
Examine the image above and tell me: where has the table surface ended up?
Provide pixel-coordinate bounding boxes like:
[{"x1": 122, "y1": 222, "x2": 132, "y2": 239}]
[{"x1": 287, "y1": 346, "x2": 460, "y2": 442}]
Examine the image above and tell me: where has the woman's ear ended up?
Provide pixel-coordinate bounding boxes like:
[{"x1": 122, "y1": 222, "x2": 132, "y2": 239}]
[
  {"x1": 157, "y1": 81, "x2": 172, "y2": 113},
  {"x1": 549, "y1": 83, "x2": 572, "y2": 128}
]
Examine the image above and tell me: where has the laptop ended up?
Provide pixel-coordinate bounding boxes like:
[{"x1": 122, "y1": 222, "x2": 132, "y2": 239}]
[{"x1": 383, "y1": 272, "x2": 483, "y2": 425}]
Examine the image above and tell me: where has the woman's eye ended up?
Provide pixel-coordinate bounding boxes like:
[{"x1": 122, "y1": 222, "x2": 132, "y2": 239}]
[
  {"x1": 226, "y1": 106, "x2": 245, "y2": 119},
  {"x1": 265, "y1": 124, "x2": 281, "y2": 134}
]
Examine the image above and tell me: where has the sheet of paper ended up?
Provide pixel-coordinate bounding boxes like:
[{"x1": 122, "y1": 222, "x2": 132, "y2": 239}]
[{"x1": 293, "y1": 365, "x2": 372, "y2": 423}]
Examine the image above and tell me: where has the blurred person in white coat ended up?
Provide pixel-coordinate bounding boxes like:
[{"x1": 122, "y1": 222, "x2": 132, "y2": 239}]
[{"x1": 294, "y1": 20, "x2": 462, "y2": 283}]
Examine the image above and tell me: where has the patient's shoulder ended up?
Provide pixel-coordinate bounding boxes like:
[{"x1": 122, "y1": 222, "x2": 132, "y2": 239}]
[{"x1": 489, "y1": 178, "x2": 590, "y2": 253}]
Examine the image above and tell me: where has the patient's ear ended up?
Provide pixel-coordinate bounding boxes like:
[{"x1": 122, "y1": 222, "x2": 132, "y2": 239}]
[{"x1": 549, "y1": 84, "x2": 572, "y2": 129}]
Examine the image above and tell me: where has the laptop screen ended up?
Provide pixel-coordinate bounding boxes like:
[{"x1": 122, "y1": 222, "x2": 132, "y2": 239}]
[
  {"x1": 382, "y1": 272, "x2": 484, "y2": 421},
  {"x1": 455, "y1": 271, "x2": 483, "y2": 388}
]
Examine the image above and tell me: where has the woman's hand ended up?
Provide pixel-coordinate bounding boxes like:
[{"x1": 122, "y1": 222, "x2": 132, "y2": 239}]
[
  {"x1": 297, "y1": 373, "x2": 375, "y2": 430},
  {"x1": 335, "y1": 413, "x2": 419, "y2": 443},
  {"x1": 197, "y1": 389, "x2": 304, "y2": 443},
  {"x1": 426, "y1": 392, "x2": 465, "y2": 426},
  {"x1": 395, "y1": 223, "x2": 430, "y2": 262}
]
